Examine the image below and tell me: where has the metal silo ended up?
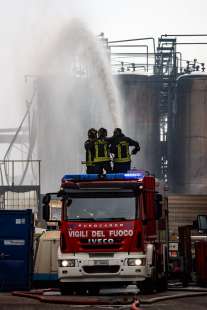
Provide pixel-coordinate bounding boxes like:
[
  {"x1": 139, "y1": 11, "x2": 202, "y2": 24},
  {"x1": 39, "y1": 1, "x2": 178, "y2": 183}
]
[
  {"x1": 169, "y1": 73, "x2": 207, "y2": 194},
  {"x1": 116, "y1": 73, "x2": 161, "y2": 177}
]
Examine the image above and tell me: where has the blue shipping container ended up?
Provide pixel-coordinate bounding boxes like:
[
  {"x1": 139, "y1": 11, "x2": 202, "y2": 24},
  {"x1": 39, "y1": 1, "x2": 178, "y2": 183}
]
[{"x1": 0, "y1": 209, "x2": 33, "y2": 291}]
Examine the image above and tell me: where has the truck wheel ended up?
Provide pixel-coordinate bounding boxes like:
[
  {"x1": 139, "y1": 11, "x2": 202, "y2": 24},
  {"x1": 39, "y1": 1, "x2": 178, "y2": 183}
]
[
  {"x1": 157, "y1": 275, "x2": 168, "y2": 292},
  {"x1": 137, "y1": 278, "x2": 154, "y2": 294}
]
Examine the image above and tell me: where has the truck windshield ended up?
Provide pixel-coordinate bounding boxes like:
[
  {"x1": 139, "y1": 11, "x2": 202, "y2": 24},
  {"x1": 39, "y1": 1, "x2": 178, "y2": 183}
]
[{"x1": 65, "y1": 196, "x2": 137, "y2": 221}]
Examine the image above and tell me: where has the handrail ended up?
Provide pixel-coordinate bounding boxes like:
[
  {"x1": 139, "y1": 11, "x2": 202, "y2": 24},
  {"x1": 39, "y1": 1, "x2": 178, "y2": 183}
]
[
  {"x1": 110, "y1": 44, "x2": 149, "y2": 72},
  {"x1": 108, "y1": 37, "x2": 156, "y2": 55}
]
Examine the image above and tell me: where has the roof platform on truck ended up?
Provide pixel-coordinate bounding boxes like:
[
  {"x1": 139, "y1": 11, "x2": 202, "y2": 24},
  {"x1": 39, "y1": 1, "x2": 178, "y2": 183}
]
[
  {"x1": 60, "y1": 171, "x2": 155, "y2": 190},
  {"x1": 62, "y1": 171, "x2": 146, "y2": 182}
]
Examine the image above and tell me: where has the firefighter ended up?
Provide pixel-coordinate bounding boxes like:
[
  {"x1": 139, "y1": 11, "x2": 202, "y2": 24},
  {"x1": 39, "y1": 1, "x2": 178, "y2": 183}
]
[
  {"x1": 110, "y1": 128, "x2": 140, "y2": 173},
  {"x1": 93, "y1": 127, "x2": 112, "y2": 174},
  {"x1": 84, "y1": 128, "x2": 97, "y2": 174}
]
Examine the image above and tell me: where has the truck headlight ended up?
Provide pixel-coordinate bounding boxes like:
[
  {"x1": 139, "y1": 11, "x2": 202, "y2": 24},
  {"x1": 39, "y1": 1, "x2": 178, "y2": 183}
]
[
  {"x1": 127, "y1": 258, "x2": 144, "y2": 266},
  {"x1": 59, "y1": 259, "x2": 76, "y2": 267}
]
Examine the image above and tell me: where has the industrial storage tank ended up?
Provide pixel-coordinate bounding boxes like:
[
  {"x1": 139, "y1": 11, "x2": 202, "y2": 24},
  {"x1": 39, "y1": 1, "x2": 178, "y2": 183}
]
[
  {"x1": 169, "y1": 73, "x2": 207, "y2": 194},
  {"x1": 116, "y1": 74, "x2": 161, "y2": 177}
]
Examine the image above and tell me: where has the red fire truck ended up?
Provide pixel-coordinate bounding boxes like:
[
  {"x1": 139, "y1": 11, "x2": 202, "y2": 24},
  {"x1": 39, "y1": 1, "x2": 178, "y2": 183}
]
[{"x1": 42, "y1": 171, "x2": 168, "y2": 294}]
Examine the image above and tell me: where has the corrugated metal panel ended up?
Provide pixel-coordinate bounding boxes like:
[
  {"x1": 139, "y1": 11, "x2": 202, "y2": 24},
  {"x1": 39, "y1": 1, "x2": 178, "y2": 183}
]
[{"x1": 168, "y1": 195, "x2": 207, "y2": 239}]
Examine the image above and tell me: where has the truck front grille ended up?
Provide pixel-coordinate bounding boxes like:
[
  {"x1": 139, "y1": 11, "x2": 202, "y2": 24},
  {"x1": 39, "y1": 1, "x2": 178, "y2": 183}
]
[
  {"x1": 83, "y1": 265, "x2": 120, "y2": 274},
  {"x1": 81, "y1": 244, "x2": 121, "y2": 250},
  {"x1": 89, "y1": 253, "x2": 114, "y2": 258},
  {"x1": 80, "y1": 238, "x2": 123, "y2": 250}
]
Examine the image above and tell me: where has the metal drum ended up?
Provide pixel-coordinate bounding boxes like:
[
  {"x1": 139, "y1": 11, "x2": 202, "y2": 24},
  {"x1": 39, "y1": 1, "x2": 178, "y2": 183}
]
[
  {"x1": 116, "y1": 74, "x2": 161, "y2": 177},
  {"x1": 169, "y1": 73, "x2": 207, "y2": 194}
]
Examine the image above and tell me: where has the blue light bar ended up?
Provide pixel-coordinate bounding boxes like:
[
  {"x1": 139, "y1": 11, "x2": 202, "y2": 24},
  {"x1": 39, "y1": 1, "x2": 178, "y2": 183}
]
[{"x1": 62, "y1": 171, "x2": 145, "y2": 182}]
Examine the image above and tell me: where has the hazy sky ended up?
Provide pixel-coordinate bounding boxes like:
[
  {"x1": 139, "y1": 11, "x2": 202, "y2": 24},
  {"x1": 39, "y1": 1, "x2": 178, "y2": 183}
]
[{"x1": 1, "y1": 0, "x2": 207, "y2": 128}]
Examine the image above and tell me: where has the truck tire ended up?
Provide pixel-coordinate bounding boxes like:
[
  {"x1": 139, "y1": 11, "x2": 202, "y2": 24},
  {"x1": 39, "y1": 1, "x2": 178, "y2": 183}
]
[
  {"x1": 156, "y1": 275, "x2": 168, "y2": 292},
  {"x1": 137, "y1": 278, "x2": 154, "y2": 294}
]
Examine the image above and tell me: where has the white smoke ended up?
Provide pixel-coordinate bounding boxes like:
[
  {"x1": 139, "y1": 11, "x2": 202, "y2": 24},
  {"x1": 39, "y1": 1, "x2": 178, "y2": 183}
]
[
  {"x1": 0, "y1": 5, "x2": 123, "y2": 192},
  {"x1": 34, "y1": 19, "x2": 122, "y2": 192}
]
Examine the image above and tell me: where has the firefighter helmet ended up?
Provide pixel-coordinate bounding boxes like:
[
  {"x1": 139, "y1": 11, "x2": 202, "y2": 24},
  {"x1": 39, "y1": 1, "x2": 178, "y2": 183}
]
[
  {"x1": 113, "y1": 128, "x2": 122, "y2": 137},
  {"x1": 88, "y1": 128, "x2": 97, "y2": 139},
  {"x1": 98, "y1": 127, "x2": 107, "y2": 138}
]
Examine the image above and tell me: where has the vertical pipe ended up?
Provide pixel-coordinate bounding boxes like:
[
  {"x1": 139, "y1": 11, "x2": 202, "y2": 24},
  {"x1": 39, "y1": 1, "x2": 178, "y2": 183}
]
[
  {"x1": 38, "y1": 160, "x2": 41, "y2": 190},
  {"x1": 38, "y1": 160, "x2": 41, "y2": 220},
  {"x1": 12, "y1": 160, "x2": 14, "y2": 186},
  {"x1": 146, "y1": 46, "x2": 149, "y2": 72}
]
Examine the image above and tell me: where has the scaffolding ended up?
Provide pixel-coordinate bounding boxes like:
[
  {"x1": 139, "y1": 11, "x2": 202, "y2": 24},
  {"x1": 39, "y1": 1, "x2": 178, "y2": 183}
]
[
  {"x1": 0, "y1": 75, "x2": 40, "y2": 218},
  {"x1": 0, "y1": 160, "x2": 41, "y2": 218}
]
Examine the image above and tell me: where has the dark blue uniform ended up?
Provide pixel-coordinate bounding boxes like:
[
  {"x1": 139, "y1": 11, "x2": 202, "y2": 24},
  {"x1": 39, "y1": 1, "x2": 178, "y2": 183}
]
[{"x1": 110, "y1": 134, "x2": 140, "y2": 173}]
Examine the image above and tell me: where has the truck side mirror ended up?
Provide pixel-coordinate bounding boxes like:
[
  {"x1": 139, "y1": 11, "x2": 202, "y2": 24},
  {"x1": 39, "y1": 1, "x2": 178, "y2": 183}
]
[
  {"x1": 42, "y1": 194, "x2": 51, "y2": 221},
  {"x1": 197, "y1": 215, "x2": 207, "y2": 232},
  {"x1": 65, "y1": 198, "x2": 72, "y2": 208},
  {"x1": 155, "y1": 193, "x2": 162, "y2": 220},
  {"x1": 192, "y1": 220, "x2": 198, "y2": 230}
]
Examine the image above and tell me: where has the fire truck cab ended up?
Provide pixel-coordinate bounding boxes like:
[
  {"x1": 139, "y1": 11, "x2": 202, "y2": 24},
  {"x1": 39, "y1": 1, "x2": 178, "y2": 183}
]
[{"x1": 43, "y1": 171, "x2": 168, "y2": 294}]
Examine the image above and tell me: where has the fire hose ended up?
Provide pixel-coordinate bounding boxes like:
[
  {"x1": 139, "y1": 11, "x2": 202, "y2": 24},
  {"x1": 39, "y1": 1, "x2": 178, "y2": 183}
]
[{"x1": 130, "y1": 298, "x2": 141, "y2": 310}]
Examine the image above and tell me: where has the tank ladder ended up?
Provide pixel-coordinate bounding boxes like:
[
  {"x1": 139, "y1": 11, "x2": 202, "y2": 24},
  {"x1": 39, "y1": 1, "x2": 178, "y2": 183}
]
[{"x1": 155, "y1": 37, "x2": 177, "y2": 182}]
